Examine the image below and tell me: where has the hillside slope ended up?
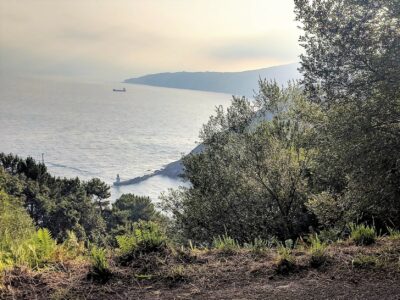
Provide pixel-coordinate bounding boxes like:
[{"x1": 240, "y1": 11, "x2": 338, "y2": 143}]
[{"x1": 2, "y1": 237, "x2": 399, "y2": 299}]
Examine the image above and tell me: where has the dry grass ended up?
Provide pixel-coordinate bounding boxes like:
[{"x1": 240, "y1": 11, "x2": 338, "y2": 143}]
[{"x1": 1, "y1": 237, "x2": 399, "y2": 299}]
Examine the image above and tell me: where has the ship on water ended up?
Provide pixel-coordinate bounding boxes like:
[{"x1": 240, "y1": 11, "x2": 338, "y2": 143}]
[{"x1": 113, "y1": 88, "x2": 126, "y2": 92}]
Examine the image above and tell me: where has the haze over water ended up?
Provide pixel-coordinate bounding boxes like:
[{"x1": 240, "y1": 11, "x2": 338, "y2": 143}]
[{"x1": 0, "y1": 76, "x2": 230, "y2": 200}]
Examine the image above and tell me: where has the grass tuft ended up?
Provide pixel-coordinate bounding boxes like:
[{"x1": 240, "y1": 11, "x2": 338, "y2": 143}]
[
  {"x1": 244, "y1": 237, "x2": 276, "y2": 254},
  {"x1": 350, "y1": 223, "x2": 376, "y2": 246},
  {"x1": 212, "y1": 234, "x2": 240, "y2": 255},
  {"x1": 387, "y1": 227, "x2": 400, "y2": 240},
  {"x1": 164, "y1": 265, "x2": 189, "y2": 285},
  {"x1": 352, "y1": 254, "x2": 379, "y2": 269}
]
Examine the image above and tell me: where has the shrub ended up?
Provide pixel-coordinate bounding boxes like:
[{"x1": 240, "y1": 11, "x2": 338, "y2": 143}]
[
  {"x1": 89, "y1": 246, "x2": 111, "y2": 281},
  {"x1": 350, "y1": 223, "x2": 376, "y2": 246},
  {"x1": 212, "y1": 234, "x2": 239, "y2": 254},
  {"x1": 308, "y1": 234, "x2": 328, "y2": 268}
]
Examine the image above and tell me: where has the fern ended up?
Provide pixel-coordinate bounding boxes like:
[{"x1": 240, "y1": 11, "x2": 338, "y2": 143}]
[
  {"x1": 308, "y1": 234, "x2": 328, "y2": 267},
  {"x1": 89, "y1": 246, "x2": 111, "y2": 281},
  {"x1": 32, "y1": 228, "x2": 56, "y2": 265},
  {"x1": 116, "y1": 235, "x2": 136, "y2": 256},
  {"x1": 116, "y1": 221, "x2": 167, "y2": 261}
]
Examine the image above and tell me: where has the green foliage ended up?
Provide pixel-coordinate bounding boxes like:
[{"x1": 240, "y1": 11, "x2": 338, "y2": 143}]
[
  {"x1": 212, "y1": 234, "x2": 239, "y2": 254},
  {"x1": 116, "y1": 221, "x2": 167, "y2": 261},
  {"x1": 0, "y1": 187, "x2": 78, "y2": 271},
  {"x1": 30, "y1": 228, "x2": 56, "y2": 266},
  {"x1": 308, "y1": 234, "x2": 328, "y2": 268},
  {"x1": 295, "y1": 0, "x2": 400, "y2": 228},
  {"x1": 1, "y1": 228, "x2": 58, "y2": 270},
  {"x1": 0, "y1": 189, "x2": 35, "y2": 269},
  {"x1": 306, "y1": 192, "x2": 348, "y2": 228},
  {"x1": 350, "y1": 224, "x2": 377, "y2": 246},
  {"x1": 0, "y1": 189, "x2": 35, "y2": 252}
]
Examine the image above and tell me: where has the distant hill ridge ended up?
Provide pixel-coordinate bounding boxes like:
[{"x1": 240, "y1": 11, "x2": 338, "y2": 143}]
[{"x1": 124, "y1": 63, "x2": 301, "y2": 97}]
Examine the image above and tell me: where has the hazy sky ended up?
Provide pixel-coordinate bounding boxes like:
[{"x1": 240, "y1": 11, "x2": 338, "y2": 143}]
[{"x1": 0, "y1": 0, "x2": 301, "y2": 81}]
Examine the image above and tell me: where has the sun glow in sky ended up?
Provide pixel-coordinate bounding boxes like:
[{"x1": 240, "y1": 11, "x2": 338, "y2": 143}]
[{"x1": 0, "y1": 0, "x2": 301, "y2": 81}]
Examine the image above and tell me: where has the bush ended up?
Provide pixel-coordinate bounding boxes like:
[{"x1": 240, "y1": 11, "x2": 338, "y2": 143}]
[
  {"x1": 212, "y1": 234, "x2": 239, "y2": 254},
  {"x1": 116, "y1": 221, "x2": 167, "y2": 262},
  {"x1": 308, "y1": 234, "x2": 328, "y2": 268},
  {"x1": 350, "y1": 223, "x2": 376, "y2": 246}
]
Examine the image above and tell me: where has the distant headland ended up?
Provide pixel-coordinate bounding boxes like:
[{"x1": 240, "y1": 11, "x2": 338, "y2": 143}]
[{"x1": 124, "y1": 63, "x2": 300, "y2": 97}]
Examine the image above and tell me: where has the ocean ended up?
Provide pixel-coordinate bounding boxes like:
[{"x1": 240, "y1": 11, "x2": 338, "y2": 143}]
[{"x1": 0, "y1": 76, "x2": 231, "y2": 200}]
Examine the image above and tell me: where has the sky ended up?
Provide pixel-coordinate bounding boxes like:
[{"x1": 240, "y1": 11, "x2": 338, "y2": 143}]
[{"x1": 0, "y1": 0, "x2": 301, "y2": 81}]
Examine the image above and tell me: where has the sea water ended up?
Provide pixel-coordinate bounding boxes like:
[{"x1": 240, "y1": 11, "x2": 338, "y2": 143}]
[{"x1": 0, "y1": 75, "x2": 231, "y2": 200}]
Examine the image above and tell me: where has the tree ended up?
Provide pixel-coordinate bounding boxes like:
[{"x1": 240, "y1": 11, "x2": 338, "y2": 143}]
[
  {"x1": 295, "y1": 0, "x2": 400, "y2": 227},
  {"x1": 0, "y1": 155, "x2": 109, "y2": 244},
  {"x1": 109, "y1": 194, "x2": 158, "y2": 233},
  {"x1": 161, "y1": 82, "x2": 316, "y2": 243},
  {"x1": 85, "y1": 178, "x2": 111, "y2": 212}
]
